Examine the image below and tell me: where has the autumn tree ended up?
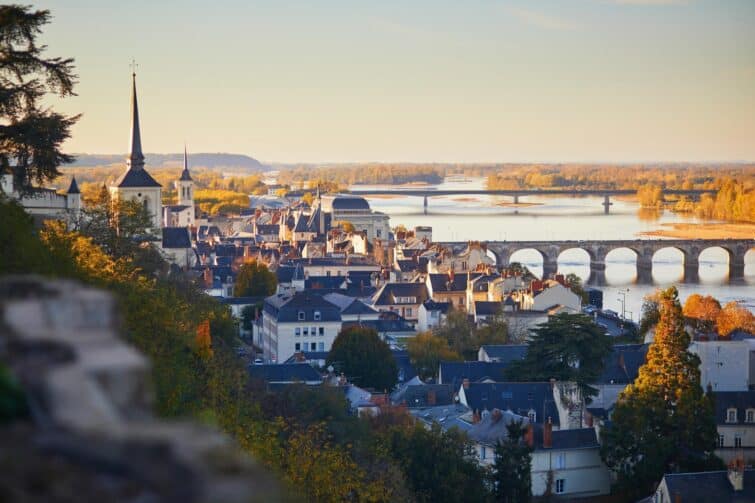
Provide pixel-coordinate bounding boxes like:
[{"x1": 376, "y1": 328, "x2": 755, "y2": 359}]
[
  {"x1": 717, "y1": 301, "x2": 755, "y2": 338},
  {"x1": 0, "y1": 5, "x2": 79, "y2": 191},
  {"x1": 492, "y1": 420, "x2": 532, "y2": 503},
  {"x1": 601, "y1": 287, "x2": 722, "y2": 499},
  {"x1": 505, "y1": 312, "x2": 612, "y2": 400},
  {"x1": 233, "y1": 261, "x2": 277, "y2": 297},
  {"x1": 407, "y1": 331, "x2": 461, "y2": 380},
  {"x1": 195, "y1": 319, "x2": 213, "y2": 360},
  {"x1": 683, "y1": 294, "x2": 721, "y2": 334},
  {"x1": 327, "y1": 326, "x2": 398, "y2": 390},
  {"x1": 435, "y1": 308, "x2": 476, "y2": 359},
  {"x1": 564, "y1": 272, "x2": 588, "y2": 304}
]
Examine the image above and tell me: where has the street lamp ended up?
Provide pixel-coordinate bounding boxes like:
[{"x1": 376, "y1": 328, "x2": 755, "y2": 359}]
[{"x1": 617, "y1": 288, "x2": 630, "y2": 320}]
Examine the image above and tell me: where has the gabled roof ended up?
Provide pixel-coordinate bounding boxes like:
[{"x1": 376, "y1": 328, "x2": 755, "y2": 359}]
[
  {"x1": 596, "y1": 344, "x2": 648, "y2": 385},
  {"x1": 422, "y1": 299, "x2": 452, "y2": 314},
  {"x1": 467, "y1": 409, "x2": 530, "y2": 446},
  {"x1": 263, "y1": 292, "x2": 342, "y2": 323},
  {"x1": 162, "y1": 227, "x2": 192, "y2": 248},
  {"x1": 462, "y1": 382, "x2": 560, "y2": 426},
  {"x1": 248, "y1": 363, "x2": 322, "y2": 383},
  {"x1": 439, "y1": 361, "x2": 510, "y2": 389},
  {"x1": 712, "y1": 391, "x2": 755, "y2": 425},
  {"x1": 661, "y1": 470, "x2": 755, "y2": 500},
  {"x1": 428, "y1": 272, "x2": 481, "y2": 293},
  {"x1": 372, "y1": 282, "x2": 429, "y2": 306}
]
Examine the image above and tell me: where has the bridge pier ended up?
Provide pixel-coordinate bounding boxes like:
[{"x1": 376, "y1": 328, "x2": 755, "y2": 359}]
[
  {"x1": 513, "y1": 195, "x2": 519, "y2": 205},
  {"x1": 588, "y1": 261, "x2": 606, "y2": 286},
  {"x1": 602, "y1": 195, "x2": 612, "y2": 215},
  {"x1": 423, "y1": 195, "x2": 428, "y2": 215},
  {"x1": 637, "y1": 256, "x2": 654, "y2": 284},
  {"x1": 730, "y1": 256, "x2": 746, "y2": 281},
  {"x1": 542, "y1": 260, "x2": 558, "y2": 280},
  {"x1": 683, "y1": 260, "x2": 700, "y2": 283}
]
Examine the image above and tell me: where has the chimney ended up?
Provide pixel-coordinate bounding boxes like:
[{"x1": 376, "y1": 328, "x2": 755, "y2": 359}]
[
  {"x1": 728, "y1": 458, "x2": 745, "y2": 491},
  {"x1": 543, "y1": 417, "x2": 553, "y2": 448},
  {"x1": 203, "y1": 268, "x2": 213, "y2": 288},
  {"x1": 462, "y1": 378, "x2": 470, "y2": 390},
  {"x1": 585, "y1": 410, "x2": 594, "y2": 427},
  {"x1": 427, "y1": 390, "x2": 436, "y2": 406},
  {"x1": 525, "y1": 424, "x2": 534, "y2": 448},
  {"x1": 472, "y1": 410, "x2": 481, "y2": 424}
]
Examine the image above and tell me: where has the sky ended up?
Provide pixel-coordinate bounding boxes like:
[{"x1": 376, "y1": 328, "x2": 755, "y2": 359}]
[{"x1": 36, "y1": 0, "x2": 755, "y2": 163}]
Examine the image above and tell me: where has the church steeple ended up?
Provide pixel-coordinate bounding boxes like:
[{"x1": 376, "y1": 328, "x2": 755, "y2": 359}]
[
  {"x1": 127, "y1": 72, "x2": 145, "y2": 171},
  {"x1": 179, "y1": 145, "x2": 193, "y2": 181}
]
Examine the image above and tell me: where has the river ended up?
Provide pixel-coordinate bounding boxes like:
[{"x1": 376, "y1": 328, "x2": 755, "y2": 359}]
[{"x1": 351, "y1": 177, "x2": 755, "y2": 319}]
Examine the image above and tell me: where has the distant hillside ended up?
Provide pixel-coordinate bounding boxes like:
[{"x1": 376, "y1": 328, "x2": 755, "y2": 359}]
[{"x1": 69, "y1": 153, "x2": 269, "y2": 172}]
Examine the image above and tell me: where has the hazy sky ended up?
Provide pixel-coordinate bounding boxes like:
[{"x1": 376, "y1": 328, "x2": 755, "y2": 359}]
[{"x1": 37, "y1": 0, "x2": 755, "y2": 163}]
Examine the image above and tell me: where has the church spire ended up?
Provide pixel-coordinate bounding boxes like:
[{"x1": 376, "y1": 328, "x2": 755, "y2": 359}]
[
  {"x1": 127, "y1": 71, "x2": 145, "y2": 171},
  {"x1": 180, "y1": 144, "x2": 193, "y2": 181}
]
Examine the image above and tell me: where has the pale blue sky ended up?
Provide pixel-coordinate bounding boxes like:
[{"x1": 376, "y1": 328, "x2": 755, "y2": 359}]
[{"x1": 37, "y1": 0, "x2": 755, "y2": 162}]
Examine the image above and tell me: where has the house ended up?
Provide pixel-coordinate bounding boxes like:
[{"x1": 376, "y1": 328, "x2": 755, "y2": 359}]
[
  {"x1": 322, "y1": 292, "x2": 381, "y2": 322},
  {"x1": 652, "y1": 467, "x2": 755, "y2": 502},
  {"x1": 370, "y1": 282, "x2": 429, "y2": 322},
  {"x1": 417, "y1": 299, "x2": 452, "y2": 332},
  {"x1": 160, "y1": 227, "x2": 195, "y2": 268},
  {"x1": 473, "y1": 301, "x2": 503, "y2": 324},
  {"x1": 438, "y1": 361, "x2": 511, "y2": 389},
  {"x1": 691, "y1": 340, "x2": 755, "y2": 392},
  {"x1": 255, "y1": 224, "x2": 280, "y2": 242},
  {"x1": 713, "y1": 391, "x2": 755, "y2": 465},
  {"x1": 261, "y1": 292, "x2": 343, "y2": 363},
  {"x1": 248, "y1": 363, "x2": 323, "y2": 387},
  {"x1": 477, "y1": 344, "x2": 528, "y2": 364},
  {"x1": 588, "y1": 344, "x2": 648, "y2": 420},
  {"x1": 426, "y1": 272, "x2": 482, "y2": 310},
  {"x1": 391, "y1": 381, "x2": 455, "y2": 408},
  {"x1": 466, "y1": 409, "x2": 610, "y2": 499}
]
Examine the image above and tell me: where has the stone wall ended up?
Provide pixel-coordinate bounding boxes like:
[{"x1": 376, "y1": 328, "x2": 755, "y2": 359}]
[{"x1": 0, "y1": 276, "x2": 284, "y2": 502}]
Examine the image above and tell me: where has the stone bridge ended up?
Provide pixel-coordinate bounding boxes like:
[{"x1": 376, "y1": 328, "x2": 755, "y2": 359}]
[{"x1": 438, "y1": 239, "x2": 755, "y2": 284}]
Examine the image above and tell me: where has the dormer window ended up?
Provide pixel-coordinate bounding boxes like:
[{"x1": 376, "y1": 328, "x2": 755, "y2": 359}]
[
  {"x1": 528, "y1": 409, "x2": 537, "y2": 423},
  {"x1": 727, "y1": 408, "x2": 738, "y2": 423},
  {"x1": 298, "y1": 311, "x2": 305, "y2": 321},
  {"x1": 314, "y1": 311, "x2": 321, "y2": 321},
  {"x1": 747, "y1": 409, "x2": 755, "y2": 423}
]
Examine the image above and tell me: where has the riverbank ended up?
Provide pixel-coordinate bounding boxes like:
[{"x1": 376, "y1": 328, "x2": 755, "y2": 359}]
[{"x1": 640, "y1": 223, "x2": 755, "y2": 240}]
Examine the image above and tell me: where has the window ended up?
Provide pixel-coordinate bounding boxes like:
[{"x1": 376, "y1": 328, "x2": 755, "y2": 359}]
[
  {"x1": 295, "y1": 343, "x2": 301, "y2": 351},
  {"x1": 406, "y1": 308, "x2": 412, "y2": 317},
  {"x1": 318, "y1": 342, "x2": 324, "y2": 351},
  {"x1": 555, "y1": 453, "x2": 566, "y2": 470},
  {"x1": 747, "y1": 409, "x2": 755, "y2": 423},
  {"x1": 310, "y1": 342, "x2": 316, "y2": 351},
  {"x1": 295, "y1": 327, "x2": 301, "y2": 337},
  {"x1": 555, "y1": 479, "x2": 565, "y2": 494},
  {"x1": 480, "y1": 446, "x2": 486, "y2": 460},
  {"x1": 319, "y1": 327, "x2": 324, "y2": 336},
  {"x1": 528, "y1": 410, "x2": 536, "y2": 423},
  {"x1": 311, "y1": 327, "x2": 316, "y2": 337},
  {"x1": 298, "y1": 311, "x2": 305, "y2": 321},
  {"x1": 718, "y1": 434, "x2": 725, "y2": 448},
  {"x1": 458, "y1": 297, "x2": 464, "y2": 306},
  {"x1": 727, "y1": 408, "x2": 738, "y2": 423},
  {"x1": 735, "y1": 435, "x2": 742, "y2": 448},
  {"x1": 303, "y1": 327, "x2": 309, "y2": 336},
  {"x1": 314, "y1": 311, "x2": 322, "y2": 321}
]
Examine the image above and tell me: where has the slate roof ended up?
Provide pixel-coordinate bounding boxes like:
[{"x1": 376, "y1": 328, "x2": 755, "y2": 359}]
[
  {"x1": 661, "y1": 470, "x2": 755, "y2": 501},
  {"x1": 248, "y1": 363, "x2": 322, "y2": 383},
  {"x1": 393, "y1": 350, "x2": 418, "y2": 383},
  {"x1": 263, "y1": 292, "x2": 342, "y2": 323},
  {"x1": 343, "y1": 317, "x2": 415, "y2": 335},
  {"x1": 422, "y1": 299, "x2": 452, "y2": 314},
  {"x1": 462, "y1": 382, "x2": 560, "y2": 426},
  {"x1": 162, "y1": 227, "x2": 192, "y2": 248},
  {"x1": 331, "y1": 195, "x2": 370, "y2": 211},
  {"x1": 66, "y1": 176, "x2": 80, "y2": 194},
  {"x1": 114, "y1": 167, "x2": 162, "y2": 188},
  {"x1": 467, "y1": 409, "x2": 530, "y2": 446},
  {"x1": 322, "y1": 293, "x2": 378, "y2": 316},
  {"x1": 479, "y1": 345, "x2": 528, "y2": 364},
  {"x1": 475, "y1": 301, "x2": 502, "y2": 316},
  {"x1": 439, "y1": 361, "x2": 511, "y2": 389},
  {"x1": 372, "y1": 282, "x2": 429, "y2": 306},
  {"x1": 550, "y1": 428, "x2": 599, "y2": 450},
  {"x1": 411, "y1": 403, "x2": 473, "y2": 433},
  {"x1": 712, "y1": 391, "x2": 755, "y2": 425},
  {"x1": 306, "y1": 276, "x2": 348, "y2": 291},
  {"x1": 256, "y1": 224, "x2": 280, "y2": 235},
  {"x1": 283, "y1": 351, "x2": 330, "y2": 364},
  {"x1": 596, "y1": 344, "x2": 648, "y2": 385},
  {"x1": 428, "y1": 272, "x2": 481, "y2": 293},
  {"x1": 392, "y1": 384, "x2": 454, "y2": 408}
]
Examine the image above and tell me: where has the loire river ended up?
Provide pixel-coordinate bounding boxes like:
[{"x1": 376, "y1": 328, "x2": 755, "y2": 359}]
[{"x1": 351, "y1": 177, "x2": 755, "y2": 319}]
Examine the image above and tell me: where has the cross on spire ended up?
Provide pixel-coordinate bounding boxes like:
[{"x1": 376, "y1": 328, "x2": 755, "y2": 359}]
[{"x1": 130, "y1": 58, "x2": 138, "y2": 76}]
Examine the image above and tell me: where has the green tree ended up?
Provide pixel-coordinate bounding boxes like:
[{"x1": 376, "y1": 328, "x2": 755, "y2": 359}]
[
  {"x1": 435, "y1": 308, "x2": 476, "y2": 359},
  {"x1": 0, "y1": 5, "x2": 79, "y2": 191},
  {"x1": 492, "y1": 420, "x2": 532, "y2": 503},
  {"x1": 601, "y1": 287, "x2": 722, "y2": 499},
  {"x1": 381, "y1": 422, "x2": 491, "y2": 503},
  {"x1": 327, "y1": 326, "x2": 398, "y2": 391},
  {"x1": 407, "y1": 331, "x2": 461, "y2": 380},
  {"x1": 564, "y1": 272, "x2": 588, "y2": 305},
  {"x1": 506, "y1": 313, "x2": 612, "y2": 400},
  {"x1": 233, "y1": 261, "x2": 277, "y2": 297}
]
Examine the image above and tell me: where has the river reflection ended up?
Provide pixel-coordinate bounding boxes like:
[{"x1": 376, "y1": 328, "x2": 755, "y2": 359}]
[{"x1": 352, "y1": 177, "x2": 755, "y2": 317}]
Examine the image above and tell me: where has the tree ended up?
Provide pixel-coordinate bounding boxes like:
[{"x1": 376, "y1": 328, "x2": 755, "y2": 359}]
[
  {"x1": 717, "y1": 301, "x2": 755, "y2": 338},
  {"x1": 492, "y1": 420, "x2": 532, "y2": 503},
  {"x1": 233, "y1": 261, "x2": 277, "y2": 297},
  {"x1": 683, "y1": 294, "x2": 721, "y2": 334},
  {"x1": 301, "y1": 191, "x2": 314, "y2": 206},
  {"x1": 407, "y1": 331, "x2": 461, "y2": 380},
  {"x1": 638, "y1": 291, "x2": 661, "y2": 338},
  {"x1": 335, "y1": 220, "x2": 355, "y2": 233},
  {"x1": 505, "y1": 312, "x2": 612, "y2": 400},
  {"x1": 326, "y1": 326, "x2": 398, "y2": 391},
  {"x1": 435, "y1": 308, "x2": 476, "y2": 359},
  {"x1": 381, "y1": 422, "x2": 491, "y2": 503},
  {"x1": 601, "y1": 287, "x2": 722, "y2": 499},
  {"x1": 564, "y1": 272, "x2": 588, "y2": 305},
  {"x1": 0, "y1": 5, "x2": 79, "y2": 191}
]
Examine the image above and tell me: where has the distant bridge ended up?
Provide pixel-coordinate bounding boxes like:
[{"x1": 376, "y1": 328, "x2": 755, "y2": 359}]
[
  {"x1": 437, "y1": 239, "x2": 754, "y2": 284},
  {"x1": 347, "y1": 188, "x2": 711, "y2": 214}
]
